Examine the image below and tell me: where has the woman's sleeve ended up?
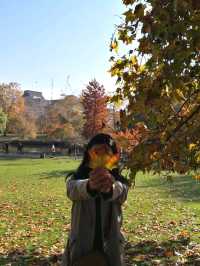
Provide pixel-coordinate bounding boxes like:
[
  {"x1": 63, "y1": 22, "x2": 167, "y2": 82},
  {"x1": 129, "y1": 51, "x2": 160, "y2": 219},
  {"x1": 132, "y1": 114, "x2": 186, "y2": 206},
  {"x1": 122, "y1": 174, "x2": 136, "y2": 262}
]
[{"x1": 66, "y1": 175, "x2": 97, "y2": 201}]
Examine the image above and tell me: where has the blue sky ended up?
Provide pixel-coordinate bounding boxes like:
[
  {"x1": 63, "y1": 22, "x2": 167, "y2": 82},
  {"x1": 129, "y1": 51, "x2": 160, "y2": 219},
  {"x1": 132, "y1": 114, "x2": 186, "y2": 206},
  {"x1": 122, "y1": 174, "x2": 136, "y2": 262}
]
[{"x1": 0, "y1": 0, "x2": 124, "y2": 99}]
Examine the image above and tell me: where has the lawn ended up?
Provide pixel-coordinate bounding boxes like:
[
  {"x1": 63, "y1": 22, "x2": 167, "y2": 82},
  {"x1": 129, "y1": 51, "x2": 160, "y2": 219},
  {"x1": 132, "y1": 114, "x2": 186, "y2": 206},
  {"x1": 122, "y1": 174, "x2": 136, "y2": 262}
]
[{"x1": 0, "y1": 157, "x2": 200, "y2": 265}]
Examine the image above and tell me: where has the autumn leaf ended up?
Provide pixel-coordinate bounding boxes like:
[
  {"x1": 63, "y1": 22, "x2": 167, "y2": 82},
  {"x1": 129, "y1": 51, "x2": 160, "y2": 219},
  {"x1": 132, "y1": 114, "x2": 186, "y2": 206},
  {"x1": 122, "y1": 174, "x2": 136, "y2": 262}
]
[
  {"x1": 123, "y1": 0, "x2": 136, "y2": 5},
  {"x1": 110, "y1": 39, "x2": 118, "y2": 52},
  {"x1": 134, "y1": 4, "x2": 145, "y2": 18}
]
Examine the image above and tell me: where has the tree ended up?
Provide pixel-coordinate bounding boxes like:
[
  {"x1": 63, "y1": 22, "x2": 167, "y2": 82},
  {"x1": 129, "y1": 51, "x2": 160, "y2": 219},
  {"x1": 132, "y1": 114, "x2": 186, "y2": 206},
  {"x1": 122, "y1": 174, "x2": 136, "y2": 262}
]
[
  {"x1": 110, "y1": 0, "x2": 200, "y2": 180},
  {"x1": 8, "y1": 113, "x2": 37, "y2": 139},
  {"x1": 0, "y1": 108, "x2": 7, "y2": 135},
  {"x1": 0, "y1": 82, "x2": 24, "y2": 115},
  {"x1": 45, "y1": 95, "x2": 84, "y2": 140},
  {"x1": 61, "y1": 95, "x2": 85, "y2": 135},
  {"x1": 82, "y1": 79, "x2": 109, "y2": 139},
  {"x1": 0, "y1": 82, "x2": 37, "y2": 138},
  {"x1": 48, "y1": 123, "x2": 76, "y2": 140},
  {"x1": 0, "y1": 82, "x2": 25, "y2": 135}
]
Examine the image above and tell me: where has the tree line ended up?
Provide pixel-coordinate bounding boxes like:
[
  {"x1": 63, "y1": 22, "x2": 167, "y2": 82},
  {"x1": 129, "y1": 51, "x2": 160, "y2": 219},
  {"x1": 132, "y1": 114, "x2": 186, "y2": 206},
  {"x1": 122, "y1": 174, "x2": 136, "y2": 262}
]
[{"x1": 0, "y1": 80, "x2": 119, "y2": 142}]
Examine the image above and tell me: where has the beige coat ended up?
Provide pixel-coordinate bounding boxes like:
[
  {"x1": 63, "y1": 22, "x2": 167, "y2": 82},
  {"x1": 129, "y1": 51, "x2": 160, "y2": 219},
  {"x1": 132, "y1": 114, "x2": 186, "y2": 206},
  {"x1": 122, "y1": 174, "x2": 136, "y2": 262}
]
[{"x1": 61, "y1": 173, "x2": 129, "y2": 266}]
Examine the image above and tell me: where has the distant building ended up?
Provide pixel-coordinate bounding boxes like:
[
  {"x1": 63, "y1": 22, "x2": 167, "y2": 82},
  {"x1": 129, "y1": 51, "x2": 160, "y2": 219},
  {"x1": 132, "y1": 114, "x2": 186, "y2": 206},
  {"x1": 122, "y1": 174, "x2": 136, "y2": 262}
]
[
  {"x1": 23, "y1": 90, "x2": 50, "y2": 118},
  {"x1": 23, "y1": 90, "x2": 45, "y2": 100},
  {"x1": 23, "y1": 91, "x2": 81, "y2": 118}
]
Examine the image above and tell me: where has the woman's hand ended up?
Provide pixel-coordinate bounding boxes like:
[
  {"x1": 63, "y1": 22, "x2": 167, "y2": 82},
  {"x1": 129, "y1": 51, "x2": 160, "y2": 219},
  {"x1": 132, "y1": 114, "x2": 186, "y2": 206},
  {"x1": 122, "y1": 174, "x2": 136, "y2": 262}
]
[
  {"x1": 88, "y1": 167, "x2": 114, "y2": 192},
  {"x1": 88, "y1": 174, "x2": 104, "y2": 191},
  {"x1": 100, "y1": 172, "x2": 114, "y2": 193}
]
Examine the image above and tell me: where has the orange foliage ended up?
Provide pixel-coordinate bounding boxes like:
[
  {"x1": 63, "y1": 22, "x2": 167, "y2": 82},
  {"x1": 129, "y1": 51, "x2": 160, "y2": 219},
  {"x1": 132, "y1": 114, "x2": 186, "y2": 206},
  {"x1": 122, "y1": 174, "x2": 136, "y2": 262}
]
[
  {"x1": 112, "y1": 123, "x2": 148, "y2": 153},
  {"x1": 88, "y1": 144, "x2": 120, "y2": 170}
]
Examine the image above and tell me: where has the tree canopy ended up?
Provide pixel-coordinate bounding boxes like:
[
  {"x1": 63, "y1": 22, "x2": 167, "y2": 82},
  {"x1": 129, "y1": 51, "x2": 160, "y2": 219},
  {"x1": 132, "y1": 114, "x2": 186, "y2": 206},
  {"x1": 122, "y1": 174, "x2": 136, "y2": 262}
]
[
  {"x1": 82, "y1": 79, "x2": 108, "y2": 139},
  {"x1": 110, "y1": 0, "x2": 200, "y2": 180},
  {"x1": 0, "y1": 82, "x2": 36, "y2": 138},
  {"x1": 0, "y1": 108, "x2": 7, "y2": 135},
  {"x1": 44, "y1": 95, "x2": 84, "y2": 141}
]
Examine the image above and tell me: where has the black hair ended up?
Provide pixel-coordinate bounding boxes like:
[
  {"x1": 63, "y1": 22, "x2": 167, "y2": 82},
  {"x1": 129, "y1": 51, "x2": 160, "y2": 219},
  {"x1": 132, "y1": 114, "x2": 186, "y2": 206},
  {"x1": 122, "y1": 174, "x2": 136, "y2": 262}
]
[{"x1": 86, "y1": 133, "x2": 118, "y2": 154}]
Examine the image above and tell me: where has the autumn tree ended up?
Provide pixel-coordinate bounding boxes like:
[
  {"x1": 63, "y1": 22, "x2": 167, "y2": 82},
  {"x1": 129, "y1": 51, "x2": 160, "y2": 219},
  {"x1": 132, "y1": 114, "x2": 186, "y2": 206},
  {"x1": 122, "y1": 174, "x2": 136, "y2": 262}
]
[
  {"x1": 0, "y1": 82, "x2": 25, "y2": 135},
  {"x1": 8, "y1": 113, "x2": 37, "y2": 139},
  {"x1": 0, "y1": 82, "x2": 37, "y2": 138},
  {"x1": 82, "y1": 79, "x2": 109, "y2": 139},
  {"x1": 0, "y1": 108, "x2": 7, "y2": 135},
  {"x1": 110, "y1": 0, "x2": 200, "y2": 180},
  {"x1": 45, "y1": 95, "x2": 84, "y2": 140},
  {"x1": 0, "y1": 82, "x2": 24, "y2": 115}
]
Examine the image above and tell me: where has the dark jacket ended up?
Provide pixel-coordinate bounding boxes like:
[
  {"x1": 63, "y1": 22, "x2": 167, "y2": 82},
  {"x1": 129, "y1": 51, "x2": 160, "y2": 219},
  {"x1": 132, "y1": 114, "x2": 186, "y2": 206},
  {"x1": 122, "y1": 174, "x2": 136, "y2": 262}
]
[{"x1": 61, "y1": 168, "x2": 129, "y2": 266}]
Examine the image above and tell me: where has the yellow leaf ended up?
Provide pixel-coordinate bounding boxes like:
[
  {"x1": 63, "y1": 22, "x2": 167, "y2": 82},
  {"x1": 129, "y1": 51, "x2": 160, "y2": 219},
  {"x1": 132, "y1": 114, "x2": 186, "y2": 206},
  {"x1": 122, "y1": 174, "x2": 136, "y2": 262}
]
[
  {"x1": 130, "y1": 55, "x2": 137, "y2": 65},
  {"x1": 189, "y1": 143, "x2": 196, "y2": 151},
  {"x1": 88, "y1": 145, "x2": 119, "y2": 170},
  {"x1": 110, "y1": 40, "x2": 118, "y2": 52},
  {"x1": 174, "y1": 89, "x2": 185, "y2": 101},
  {"x1": 114, "y1": 98, "x2": 122, "y2": 108},
  {"x1": 139, "y1": 64, "x2": 146, "y2": 73},
  {"x1": 178, "y1": 230, "x2": 190, "y2": 238},
  {"x1": 134, "y1": 4, "x2": 145, "y2": 18}
]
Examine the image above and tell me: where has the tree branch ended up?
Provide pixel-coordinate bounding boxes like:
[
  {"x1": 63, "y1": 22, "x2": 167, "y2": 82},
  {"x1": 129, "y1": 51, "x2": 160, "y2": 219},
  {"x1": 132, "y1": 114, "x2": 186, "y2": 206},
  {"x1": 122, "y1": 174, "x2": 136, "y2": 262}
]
[
  {"x1": 166, "y1": 103, "x2": 200, "y2": 143},
  {"x1": 172, "y1": 88, "x2": 200, "y2": 119}
]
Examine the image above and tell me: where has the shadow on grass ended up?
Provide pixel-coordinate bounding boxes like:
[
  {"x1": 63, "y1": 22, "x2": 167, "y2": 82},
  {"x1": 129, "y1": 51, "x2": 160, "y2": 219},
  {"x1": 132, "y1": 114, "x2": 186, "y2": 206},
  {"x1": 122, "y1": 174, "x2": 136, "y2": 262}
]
[
  {"x1": 137, "y1": 173, "x2": 200, "y2": 203},
  {"x1": 0, "y1": 157, "x2": 19, "y2": 160},
  {"x1": 125, "y1": 237, "x2": 199, "y2": 265},
  {"x1": 1, "y1": 238, "x2": 199, "y2": 266},
  {"x1": 0, "y1": 155, "x2": 41, "y2": 159},
  {"x1": 0, "y1": 250, "x2": 63, "y2": 266}
]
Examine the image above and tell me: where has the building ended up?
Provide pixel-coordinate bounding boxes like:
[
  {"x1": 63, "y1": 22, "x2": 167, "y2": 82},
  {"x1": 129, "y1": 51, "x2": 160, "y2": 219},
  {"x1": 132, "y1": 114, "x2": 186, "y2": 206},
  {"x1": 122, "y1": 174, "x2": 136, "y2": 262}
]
[{"x1": 23, "y1": 90, "x2": 50, "y2": 119}]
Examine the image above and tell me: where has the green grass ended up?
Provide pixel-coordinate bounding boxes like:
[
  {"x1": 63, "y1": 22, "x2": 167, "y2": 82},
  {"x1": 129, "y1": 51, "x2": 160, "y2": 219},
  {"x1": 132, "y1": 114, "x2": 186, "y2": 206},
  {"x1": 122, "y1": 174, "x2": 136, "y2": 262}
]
[
  {"x1": 124, "y1": 172, "x2": 200, "y2": 241},
  {"x1": 0, "y1": 157, "x2": 200, "y2": 265}
]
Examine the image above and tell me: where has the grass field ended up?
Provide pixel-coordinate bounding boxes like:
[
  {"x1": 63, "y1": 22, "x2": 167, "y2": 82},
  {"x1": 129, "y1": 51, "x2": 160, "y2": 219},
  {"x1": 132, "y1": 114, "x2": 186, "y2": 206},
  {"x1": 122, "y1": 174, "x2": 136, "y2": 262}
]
[{"x1": 0, "y1": 157, "x2": 200, "y2": 265}]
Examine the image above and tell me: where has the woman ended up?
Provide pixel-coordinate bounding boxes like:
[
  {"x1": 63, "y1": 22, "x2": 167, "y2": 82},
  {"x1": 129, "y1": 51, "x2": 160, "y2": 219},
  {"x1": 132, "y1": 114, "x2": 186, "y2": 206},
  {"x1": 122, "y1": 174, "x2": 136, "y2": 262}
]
[{"x1": 62, "y1": 133, "x2": 129, "y2": 266}]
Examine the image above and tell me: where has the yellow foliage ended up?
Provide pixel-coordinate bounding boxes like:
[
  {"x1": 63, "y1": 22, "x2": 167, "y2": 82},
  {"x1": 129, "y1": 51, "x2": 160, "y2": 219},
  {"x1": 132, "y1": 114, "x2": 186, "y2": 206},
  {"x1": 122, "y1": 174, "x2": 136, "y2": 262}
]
[
  {"x1": 139, "y1": 64, "x2": 146, "y2": 73},
  {"x1": 188, "y1": 143, "x2": 196, "y2": 151},
  {"x1": 88, "y1": 144, "x2": 119, "y2": 170},
  {"x1": 113, "y1": 98, "x2": 123, "y2": 108},
  {"x1": 178, "y1": 230, "x2": 190, "y2": 238},
  {"x1": 130, "y1": 55, "x2": 137, "y2": 65},
  {"x1": 196, "y1": 154, "x2": 200, "y2": 163},
  {"x1": 193, "y1": 175, "x2": 200, "y2": 181},
  {"x1": 174, "y1": 89, "x2": 185, "y2": 101}
]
